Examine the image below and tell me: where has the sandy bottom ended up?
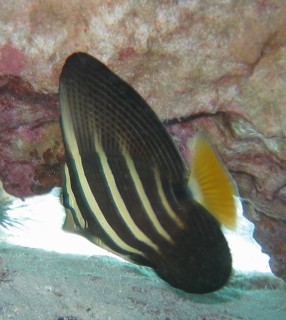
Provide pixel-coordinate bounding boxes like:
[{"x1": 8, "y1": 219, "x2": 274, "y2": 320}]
[{"x1": 0, "y1": 243, "x2": 285, "y2": 320}]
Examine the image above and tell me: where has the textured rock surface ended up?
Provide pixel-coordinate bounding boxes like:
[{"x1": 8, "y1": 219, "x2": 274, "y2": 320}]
[
  {"x1": 0, "y1": 1, "x2": 285, "y2": 280},
  {"x1": 0, "y1": 76, "x2": 63, "y2": 197}
]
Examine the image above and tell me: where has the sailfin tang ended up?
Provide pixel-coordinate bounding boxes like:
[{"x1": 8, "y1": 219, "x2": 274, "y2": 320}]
[
  {"x1": 188, "y1": 134, "x2": 238, "y2": 229},
  {"x1": 59, "y1": 52, "x2": 233, "y2": 293}
]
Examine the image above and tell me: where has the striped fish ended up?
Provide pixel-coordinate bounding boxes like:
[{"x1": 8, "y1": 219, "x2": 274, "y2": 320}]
[{"x1": 59, "y1": 52, "x2": 238, "y2": 293}]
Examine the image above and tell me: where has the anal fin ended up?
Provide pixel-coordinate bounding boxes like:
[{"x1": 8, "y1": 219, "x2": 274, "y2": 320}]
[{"x1": 63, "y1": 208, "x2": 77, "y2": 233}]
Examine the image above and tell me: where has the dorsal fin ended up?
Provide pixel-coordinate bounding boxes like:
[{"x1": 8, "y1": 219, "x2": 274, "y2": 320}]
[
  {"x1": 188, "y1": 134, "x2": 238, "y2": 229},
  {"x1": 59, "y1": 52, "x2": 187, "y2": 184}
]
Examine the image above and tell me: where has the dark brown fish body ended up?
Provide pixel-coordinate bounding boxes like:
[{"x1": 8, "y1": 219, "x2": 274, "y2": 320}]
[{"x1": 59, "y1": 53, "x2": 237, "y2": 293}]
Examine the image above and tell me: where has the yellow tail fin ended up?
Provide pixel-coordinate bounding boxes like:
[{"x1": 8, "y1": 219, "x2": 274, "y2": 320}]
[{"x1": 188, "y1": 134, "x2": 238, "y2": 230}]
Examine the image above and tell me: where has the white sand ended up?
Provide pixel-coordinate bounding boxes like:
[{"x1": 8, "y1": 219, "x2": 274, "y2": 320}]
[{"x1": 0, "y1": 244, "x2": 285, "y2": 320}]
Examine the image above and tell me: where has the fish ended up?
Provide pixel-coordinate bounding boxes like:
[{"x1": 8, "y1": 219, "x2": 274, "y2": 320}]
[{"x1": 59, "y1": 52, "x2": 238, "y2": 294}]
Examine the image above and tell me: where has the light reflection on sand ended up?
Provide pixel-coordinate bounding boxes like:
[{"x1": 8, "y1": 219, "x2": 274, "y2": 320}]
[{"x1": 1, "y1": 187, "x2": 270, "y2": 273}]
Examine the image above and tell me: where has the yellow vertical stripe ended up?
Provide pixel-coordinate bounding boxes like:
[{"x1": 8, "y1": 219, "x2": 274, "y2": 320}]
[
  {"x1": 64, "y1": 167, "x2": 135, "y2": 260},
  {"x1": 61, "y1": 95, "x2": 142, "y2": 256},
  {"x1": 124, "y1": 152, "x2": 174, "y2": 243},
  {"x1": 94, "y1": 133, "x2": 159, "y2": 252},
  {"x1": 64, "y1": 164, "x2": 87, "y2": 229},
  {"x1": 153, "y1": 168, "x2": 184, "y2": 229}
]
